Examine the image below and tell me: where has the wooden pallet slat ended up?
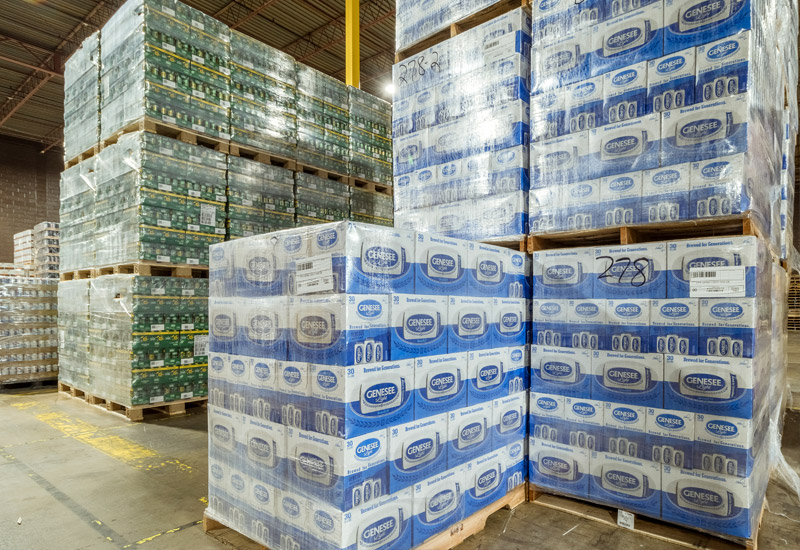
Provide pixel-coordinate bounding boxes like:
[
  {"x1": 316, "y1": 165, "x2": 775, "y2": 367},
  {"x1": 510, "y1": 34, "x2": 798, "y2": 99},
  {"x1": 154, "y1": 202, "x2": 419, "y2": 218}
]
[
  {"x1": 59, "y1": 269, "x2": 92, "y2": 282},
  {"x1": 348, "y1": 175, "x2": 394, "y2": 197},
  {"x1": 529, "y1": 486, "x2": 763, "y2": 550},
  {"x1": 295, "y1": 161, "x2": 349, "y2": 183},
  {"x1": 64, "y1": 144, "x2": 100, "y2": 170},
  {"x1": 92, "y1": 261, "x2": 209, "y2": 279},
  {"x1": 57, "y1": 380, "x2": 207, "y2": 422},
  {"x1": 228, "y1": 142, "x2": 297, "y2": 171},
  {"x1": 100, "y1": 116, "x2": 229, "y2": 154}
]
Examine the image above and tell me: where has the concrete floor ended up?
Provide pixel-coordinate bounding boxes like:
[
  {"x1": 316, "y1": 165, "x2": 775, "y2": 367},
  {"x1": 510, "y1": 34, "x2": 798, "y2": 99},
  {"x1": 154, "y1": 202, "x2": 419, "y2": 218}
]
[{"x1": 2, "y1": 342, "x2": 800, "y2": 550}]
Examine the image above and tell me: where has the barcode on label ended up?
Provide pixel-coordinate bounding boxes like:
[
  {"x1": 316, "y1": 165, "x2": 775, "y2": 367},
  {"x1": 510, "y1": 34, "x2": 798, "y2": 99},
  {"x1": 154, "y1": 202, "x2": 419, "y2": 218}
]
[
  {"x1": 181, "y1": 392, "x2": 194, "y2": 399},
  {"x1": 484, "y1": 39, "x2": 501, "y2": 50},
  {"x1": 150, "y1": 395, "x2": 165, "y2": 404},
  {"x1": 297, "y1": 261, "x2": 313, "y2": 272},
  {"x1": 691, "y1": 271, "x2": 718, "y2": 278},
  {"x1": 200, "y1": 204, "x2": 216, "y2": 226},
  {"x1": 194, "y1": 335, "x2": 209, "y2": 357},
  {"x1": 181, "y1": 358, "x2": 193, "y2": 365}
]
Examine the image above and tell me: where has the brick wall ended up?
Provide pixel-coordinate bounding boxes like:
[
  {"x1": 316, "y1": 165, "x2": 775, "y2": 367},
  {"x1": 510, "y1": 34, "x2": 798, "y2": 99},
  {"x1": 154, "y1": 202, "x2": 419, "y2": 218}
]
[{"x1": 0, "y1": 136, "x2": 62, "y2": 263}]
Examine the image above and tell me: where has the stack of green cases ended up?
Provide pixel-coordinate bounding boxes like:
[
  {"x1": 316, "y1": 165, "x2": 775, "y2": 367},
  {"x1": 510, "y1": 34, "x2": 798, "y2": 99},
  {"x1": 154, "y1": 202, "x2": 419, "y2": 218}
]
[
  {"x1": 100, "y1": 0, "x2": 231, "y2": 142},
  {"x1": 94, "y1": 131, "x2": 225, "y2": 266},
  {"x1": 229, "y1": 31, "x2": 297, "y2": 158},
  {"x1": 64, "y1": 31, "x2": 100, "y2": 162},
  {"x1": 296, "y1": 64, "x2": 349, "y2": 175},
  {"x1": 348, "y1": 86, "x2": 393, "y2": 187},
  {"x1": 226, "y1": 155, "x2": 295, "y2": 239},
  {"x1": 60, "y1": 160, "x2": 97, "y2": 271},
  {"x1": 89, "y1": 275, "x2": 208, "y2": 406},
  {"x1": 294, "y1": 172, "x2": 350, "y2": 225},
  {"x1": 57, "y1": 280, "x2": 92, "y2": 388},
  {"x1": 349, "y1": 187, "x2": 394, "y2": 226}
]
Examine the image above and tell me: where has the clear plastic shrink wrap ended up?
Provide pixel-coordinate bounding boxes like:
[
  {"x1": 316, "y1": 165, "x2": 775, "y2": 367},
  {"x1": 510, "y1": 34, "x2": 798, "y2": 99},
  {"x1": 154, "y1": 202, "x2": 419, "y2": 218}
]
[
  {"x1": 100, "y1": 0, "x2": 231, "y2": 141},
  {"x1": 59, "y1": 160, "x2": 97, "y2": 272},
  {"x1": 63, "y1": 31, "x2": 100, "y2": 162},
  {"x1": 206, "y1": 221, "x2": 530, "y2": 550},
  {"x1": 93, "y1": 131, "x2": 226, "y2": 267},
  {"x1": 526, "y1": 0, "x2": 793, "y2": 249},
  {"x1": 392, "y1": 9, "x2": 531, "y2": 241},
  {"x1": 349, "y1": 87, "x2": 393, "y2": 188},
  {"x1": 529, "y1": 235, "x2": 796, "y2": 541},
  {"x1": 0, "y1": 277, "x2": 58, "y2": 380},
  {"x1": 396, "y1": 0, "x2": 500, "y2": 53}
]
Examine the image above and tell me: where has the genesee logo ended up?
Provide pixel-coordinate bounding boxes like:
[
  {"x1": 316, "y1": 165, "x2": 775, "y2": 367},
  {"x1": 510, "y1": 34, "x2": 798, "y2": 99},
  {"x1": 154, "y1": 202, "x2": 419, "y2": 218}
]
[
  {"x1": 419, "y1": 170, "x2": 433, "y2": 181},
  {"x1": 700, "y1": 161, "x2": 730, "y2": 179},
  {"x1": 478, "y1": 469, "x2": 499, "y2": 489},
  {"x1": 253, "y1": 484, "x2": 270, "y2": 503},
  {"x1": 537, "y1": 397, "x2": 558, "y2": 410},
  {"x1": 460, "y1": 313, "x2": 484, "y2": 331},
  {"x1": 300, "y1": 316, "x2": 329, "y2": 337},
  {"x1": 543, "y1": 361, "x2": 573, "y2": 378},
  {"x1": 357, "y1": 300, "x2": 383, "y2": 318},
  {"x1": 406, "y1": 314, "x2": 435, "y2": 333},
  {"x1": 572, "y1": 403, "x2": 595, "y2": 416},
  {"x1": 210, "y1": 464, "x2": 223, "y2": 480},
  {"x1": 707, "y1": 420, "x2": 738, "y2": 437},
  {"x1": 461, "y1": 422, "x2": 483, "y2": 441},
  {"x1": 539, "y1": 0, "x2": 560, "y2": 10},
  {"x1": 211, "y1": 356, "x2": 224, "y2": 372},
  {"x1": 361, "y1": 516, "x2": 397, "y2": 545},
  {"x1": 680, "y1": 487, "x2": 723, "y2": 507},
  {"x1": 609, "y1": 176, "x2": 635, "y2": 191},
  {"x1": 661, "y1": 303, "x2": 690, "y2": 318},
  {"x1": 479, "y1": 365, "x2": 500, "y2": 382},
  {"x1": 605, "y1": 137, "x2": 639, "y2": 155},
  {"x1": 612, "y1": 69, "x2": 638, "y2": 87},
  {"x1": 211, "y1": 247, "x2": 225, "y2": 262},
  {"x1": 681, "y1": 0, "x2": 728, "y2": 25},
  {"x1": 544, "y1": 150, "x2": 573, "y2": 167},
  {"x1": 248, "y1": 256, "x2": 273, "y2": 276},
  {"x1": 541, "y1": 456, "x2": 570, "y2": 473},
  {"x1": 430, "y1": 253, "x2": 456, "y2": 273},
  {"x1": 502, "y1": 313, "x2": 519, "y2": 328},
  {"x1": 316, "y1": 229, "x2": 339, "y2": 249},
  {"x1": 282, "y1": 497, "x2": 301, "y2": 516},
  {"x1": 231, "y1": 474, "x2": 245, "y2": 492},
  {"x1": 355, "y1": 438, "x2": 381, "y2": 458},
  {"x1": 606, "y1": 27, "x2": 643, "y2": 50},
  {"x1": 680, "y1": 118, "x2": 722, "y2": 139},
  {"x1": 545, "y1": 265, "x2": 575, "y2": 280},
  {"x1": 541, "y1": 302, "x2": 562, "y2": 315},
  {"x1": 478, "y1": 260, "x2": 499, "y2": 277},
  {"x1": 615, "y1": 304, "x2": 642, "y2": 317},
  {"x1": 576, "y1": 303, "x2": 599, "y2": 317},
  {"x1": 510, "y1": 349, "x2": 523, "y2": 362},
  {"x1": 283, "y1": 235, "x2": 302, "y2": 253},
  {"x1": 430, "y1": 373, "x2": 456, "y2": 392},
  {"x1": 607, "y1": 367, "x2": 643, "y2": 385},
  {"x1": 214, "y1": 315, "x2": 232, "y2": 332},
  {"x1": 707, "y1": 40, "x2": 739, "y2": 60},
  {"x1": 605, "y1": 470, "x2": 639, "y2": 490},
  {"x1": 428, "y1": 489, "x2": 455, "y2": 513},
  {"x1": 498, "y1": 150, "x2": 516, "y2": 163},
  {"x1": 710, "y1": 302, "x2": 744, "y2": 319},
  {"x1": 657, "y1": 56, "x2": 687, "y2": 74},
  {"x1": 571, "y1": 184, "x2": 593, "y2": 198},
  {"x1": 314, "y1": 510, "x2": 335, "y2": 533},
  {"x1": 656, "y1": 413, "x2": 685, "y2": 430},
  {"x1": 254, "y1": 362, "x2": 271, "y2": 380},
  {"x1": 572, "y1": 82, "x2": 596, "y2": 99},
  {"x1": 364, "y1": 382, "x2": 399, "y2": 404},
  {"x1": 365, "y1": 246, "x2": 400, "y2": 269},
  {"x1": 283, "y1": 366, "x2": 301, "y2": 385},
  {"x1": 502, "y1": 410, "x2": 520, "y2": 426},
  {"x1": 316, "y1": 369, "x2": 337, "y2": 390},
  {"x1": 441, "y1": 163, "x2": 457, "y2": 176},
  {"x1": 612, "y1": 407, "x2": 638, "y2": 423},
  {"x1": 544, "y1": 50, "x2": 574, "y2": 72},
  {"x1": 406, "y1": 438, "x2": 434, "y2": 460},
  {"x1": 684, "y1": 374, "x2": 726, "y2": 391},
  {"x1": 213, "y1": 425, "x2": 231, "y2": 443},
  {"x1": 249, "y1": 315, "x2": 274, "y2": 336},
  {"x1": 298, "y1": 452, "x2": 327, "y2": 475},
  {"x1": 652, "y1": 169, "x2": 681, "y2": 185},
  {"x1": 230, "y1": 360, "x2": 245, "y2": 376}
]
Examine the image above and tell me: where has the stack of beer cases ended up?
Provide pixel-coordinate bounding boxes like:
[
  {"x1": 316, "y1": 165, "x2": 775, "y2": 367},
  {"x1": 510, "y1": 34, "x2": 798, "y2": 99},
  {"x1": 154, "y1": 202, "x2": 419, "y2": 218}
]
[
  {"x1": 206, "y1": 221, "x2": 530, "y2": 550},
  {"x1": 391, "y1": 9, "x2": 531, "y2": 242},
  {"x1": 528, "y1": 0, "x2": 794, "y2": 253},
  {"x1": 529, "y1": 235, "x2": 778, "y2": 539}
]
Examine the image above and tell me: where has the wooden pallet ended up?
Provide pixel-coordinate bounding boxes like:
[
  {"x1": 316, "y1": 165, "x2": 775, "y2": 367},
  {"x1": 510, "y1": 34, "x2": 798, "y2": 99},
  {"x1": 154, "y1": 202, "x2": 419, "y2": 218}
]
[
  {"x1": 787, "y1": 315, "x2": 800, "y2": 331},
  {"x1": 92, "y1": 261, "x2": 209, "y2": 279},
  {"x1": 348, "y1": 176, "x2": 394, "y2": 196},
  {"x1": 203, "y1": 484, "x2": 525, "y2": 550},
  {"x1": 59, "y1": 269, "x2": 92, "y2": 282},
  {"x1": 528, "y1": 214, "x2": 770, "y2": 253},
  {"x1": 295, "y1": 161, "x2": 349, "y2": 183},
  {"x1": 482, "y1": 236, "x2": 527, "y2": 252},
  {"x1": 0, "y1": 371, "x2": 58, "y2": 388},
  {"x1": 100, "y1": 116, "x2": 229, "y2": 154},
  {"x1": 228, "y1": 142, "x2": 297, "y2": 171},
  {"x1": 529, "y1": 486, "x2": 763, "y2": 550},
  {"x1": 395, "y1": 0, "x2": 530, "y2": 62},
  {"x1": 64, "y1": 144, "x2": 99, "y2": 170},
  {"x1": 57, "y1": 381, "x2": 207, "y2": 422}
]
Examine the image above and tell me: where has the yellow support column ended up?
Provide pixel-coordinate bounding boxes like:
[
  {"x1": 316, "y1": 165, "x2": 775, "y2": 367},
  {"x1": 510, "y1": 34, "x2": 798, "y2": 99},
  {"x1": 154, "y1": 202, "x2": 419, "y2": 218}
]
[{"x1": 345, "y1": 0, "x2": 360, "y2": 88}]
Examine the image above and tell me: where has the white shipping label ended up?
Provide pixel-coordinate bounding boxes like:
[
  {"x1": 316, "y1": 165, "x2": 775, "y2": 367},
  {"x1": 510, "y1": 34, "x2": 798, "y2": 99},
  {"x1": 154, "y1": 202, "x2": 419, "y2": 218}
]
[
  {"x1": 150, "y1": 324, "x2": 165, "y2": 332},
  {"x1": 189, "y1": 155, "x2": 202, "y2": 164},
  {"x1": 192, "y1": 123, "x2": 205, "y2": 133},
  {"x1": 187, "y1": 258, "x2": 200, "y2": 265},
  {"x1": 163, "y1": 79, "x2": 176, "y2": 89},
  {"x1": 187, "y1": 224, "x2": 200, "y2": 232},
  {"x1": 181, "y1": 391, "x2": 194, "y2": 399},
  {"x1": 194, "y1": 335, "x2": 209, "y2": 357},
  {"x1": 150, "y1": 360, "x2": 165, "y2": 368},
  {"x1": 200, "y1": 204, "x2": 217, "y2": 226},
  {"x1": 157, "y1": 220, "x2": 171, "y2": 228},
  {"x1": 618, "y1": 510, "x2": 635, "y2": 530},
  {"x1": 152, "y1": 288, "x2": 166, "y2": 295},
  {"x1": 162, "y1": 115, "x2": 176, "y2": 124},
  {"x1": 689, "y1": 266, "x2": 746, "y2": 297},
  {"x1": 159, "y1": 148, "x2": 174, "y2": 156},
  {"x1": 162, "y1": 42, "x2": 175, "y2": 53},
  {"x1": 156, "y1": 255, "x2": 170, "y2": 263},
  {"x1": 150, "y1": 395, "x2": 165, "y2": 404},
  {"x1": 181, "y1": 358, "x2": 193, "y2": 365},
  {"x1": 189, "y1": 190, "x2": 201, "y2": 198},
  {"x1": 182, "y1": 289, "x2": 195, "y2": 296},
  {"x1": 181, "y1": 323, "x2": 195, "y2": 330},
  {"x1": 294, "y1": 253, "x2": 335, "y2": 295}
]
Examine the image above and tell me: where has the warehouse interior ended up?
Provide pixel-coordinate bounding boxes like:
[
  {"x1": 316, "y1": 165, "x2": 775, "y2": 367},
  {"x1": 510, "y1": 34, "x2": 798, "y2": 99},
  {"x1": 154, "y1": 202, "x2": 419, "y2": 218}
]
[{"x1": 1, "y1": 0, "x2": 800, "y2": 549}]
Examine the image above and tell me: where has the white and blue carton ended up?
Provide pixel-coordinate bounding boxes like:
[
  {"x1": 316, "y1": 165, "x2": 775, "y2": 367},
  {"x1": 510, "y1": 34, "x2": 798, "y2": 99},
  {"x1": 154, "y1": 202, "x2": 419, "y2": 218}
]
[
  {"x1": 599, "y1": 171, "x2": 644, "y2": 227},
  {"x1": 589, "y1": 114, "x2": 661, "y2": 177},
  {"x1": 564, "y1": 397, "x2": 604, "y2": 451},
  {"x1": 595, "y1": 242, "x2": 667, "y2": 298},
  {"x1": 664, "y1": 354, "x2": 755, "y2": 418},
  {"x1": 533, "y1": 247, "x2": 595, "y2": 299},
  {"x1": 343, "y1": 487, "x2": 414, "y2": 550},
  {"x1": 467, "y1": 347, "x2": 511, "y2": 404},
  {"x1": 648, "y1": 48, "x2": 696, "y2": 113},
  {"x1": 414, "y1": 233, "x2": 470, "y2": 296},
  {"x1": 412, "y1": 466, "x2": 466, "y2": 545},
  {"x1": 239, "y1": 298, "x2": 288, "y2": 359},
  {"x1": 603, "y1": 62, "x2": 649, "y2": 124},
  {"x1": 448, "y1": 403, "x2": 494, "y2": 467},
  {"x1": 388, "y1": 414, "x2": 449, "y2": 493},
  {"x1": 414, "y1": 352, "x2": 469, "y2": 418},
  {"x1": 288, "y1": 294, "x2": 390, "y2": 366},
  {"x1": 447, "y1": 296, "x2": 493, "y2": 352},
  {"x1": 505, "y1": 438, "x2": 527, "y2": 491},
  {"x1": 666, "y1": 236, "x2": 761, "y2": 298},
  {"x1": 566, "y1": 76, "x2": 605, "y2": 133},
  {"x1": 650, "y1": 298, "x2": 699, "y2": 355},
  {"x1": 210, "y1": 298, "x2": 240, "y2": 355},
  {"x1": 592, "y1": 350, "x2": 664, "y2": 407},
  {"x1": 532, "y1": 130, "x2": 591, "y2": 186},
  {"x1": 493, "y1": 393, "x2": 527, "y2": 446},
  {"x1": 567, "y1": 299, "x2": 606, "y2": 350},
  {"x1": 285, "y1": 426, "x2": 388, "y2": 512},
  {"x1": 564, "y1": 179, "x2": 602, "y2": 231},
  {"x1": 468, "y1": 242, "x2": 512, "y2": 297},
  {"x1": 699, "y1": 298, "x2": 758, "y2": 358},
  {"x1": 464, "y1": 449, "x2": 507, "y2": 517},
  {"x1": 529, "y1": 392, "x2": 566, "y2": 441},
  {"x1": 590, "y1": 3, "x2": 665, "y2": 76},
  {"x1": 605, "y1": 299, "x2": 651, "y2": 352},
  {"x1": 531, "y1": 87, "x2": 567, "y2": 142},
  {"x1": 507, "y1": 345, "x2": 530, "y2": 394},
  {"x1": 641, "y1": 163, "x2": 691, "y2": 223},
  {"x1": 660, "y1": 93, "x2": 751, "y2": 166},
  {"x1": 492, "y1": 297, "x2": 529, "y2": 348},
  {"x1": 591, "y1": 453, "x2": 663, "y2": 517},
  {"x1": 278, "y1": 361, "x2": 311, "y2": 430},
  {"x1": 604, "y1": 402, "x2": 647, "y2": 458},
  {"x1": 531, "y1": 345, "x2": 593, "y2": 398},
  {"x1": 694, "y1": 412, "x2": 765, "y2": 477},
  {"x1": 532, "y1": 33, "x2": 593, "y2": 94},
  {"x1": 663, "y1": 0, "x2": 755, "y2": 54},
  {"x1": 390, "y1": 294, "x2": 448, "y2": 360},
  {"x1": 529, "y1": 437, "x2": 591, "y2": 498},
  {"x1": 646, "y1": 407, "x2": 695, "y2": 468},
  {"x1": 506, "y1": 248, "x2": 532, "y2": 299},
  {"x1": 696, "y1": 32, "x2": 751, "y2": 102}
]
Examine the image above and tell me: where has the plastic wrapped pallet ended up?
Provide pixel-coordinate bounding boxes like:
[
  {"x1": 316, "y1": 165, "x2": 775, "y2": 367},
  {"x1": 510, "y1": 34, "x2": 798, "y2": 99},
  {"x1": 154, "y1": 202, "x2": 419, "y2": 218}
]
[
  {"x1": 296, "y1": 65, "x2": 349, "y2": 175},
  {"x1": 395, "y1": 0, "x2": 498, "y2": 53},
  {"x1": 13, "y1": 230, "x2": 33, "y2": 267},
  {"x1": 349, "y1": 188, "x2": 394, "y2": 227},
  {"x1": 93, "y1": 131, "x2": 226, "y2": 267},
  {"x1": 57, "y1": 280, "x2": 91, "y2": 388},
  {"x1": 294, "y1": 172, "x2": 350, "y2": 226},
  {"x1": 33, "y1": 222, "x2": 59, "y2": 279},
  {"x1": 205, "y1": 221, "x2": 530, "y2": 549},
  {"x1": 60, "y1": 160, "x2": 97, "y2": 272},
  {"x1": 226, "y1": 155, "x2": 296, "y2": 240},
  {"x1": 780, "y1": 110, "x2": 796, "y2": 261},
  {"x1": 85, "y1": 274, "x2": 208, "y2": 406},
  {"x1": 0, "y1": 277, "x2": 58, "y2": 381},
  {"x1": 349, "y1": 86, "x2": 393, "y2": 187},
  {"x1": 392, "y1": 8, "x2": 531, "y2": 241},
  {"x1": 100, "y1": 0, "x2": 231, "y2": 141},
  {"x1": 526, "y1": 0, "x2": 792, "y2": 247},
  {"x1": 229, "y1": 31, "x2": 297, "y2": 157},
  {"x1": 528, "y1": 235, "x2": 788, "y2": 541},
  {"x1": 64, "y1": 31, "x2": 100, "y2": 162}
]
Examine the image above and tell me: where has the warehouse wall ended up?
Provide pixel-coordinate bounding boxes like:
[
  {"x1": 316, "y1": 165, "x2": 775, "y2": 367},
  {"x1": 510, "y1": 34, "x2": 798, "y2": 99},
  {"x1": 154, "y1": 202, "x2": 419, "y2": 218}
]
[{"x1": 0, "y1": 136, "x2": 61, "y2": 263}]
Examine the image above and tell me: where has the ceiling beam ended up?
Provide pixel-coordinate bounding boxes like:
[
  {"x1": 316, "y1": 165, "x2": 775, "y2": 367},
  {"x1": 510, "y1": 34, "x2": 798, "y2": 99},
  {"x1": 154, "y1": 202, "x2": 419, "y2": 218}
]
[
  {"x1": 0, "y1": 54, "x2": 62, "y2": 77},
  {"x1": 296, "y1": 7, "x2": 394, "y2": 63},
  {"x1": 40, "y1": 124, "x2": 64, "y2": 153},
  {"x1": 228, "y1": 0, "x2": 282, "y2": 30}
]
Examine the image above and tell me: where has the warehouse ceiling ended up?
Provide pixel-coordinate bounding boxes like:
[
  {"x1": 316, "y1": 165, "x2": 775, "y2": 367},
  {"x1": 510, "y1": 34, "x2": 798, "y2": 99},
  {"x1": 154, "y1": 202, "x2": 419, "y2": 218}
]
[{"x1": 0, "y1": 0, "x2": 395, "y2": 152}]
